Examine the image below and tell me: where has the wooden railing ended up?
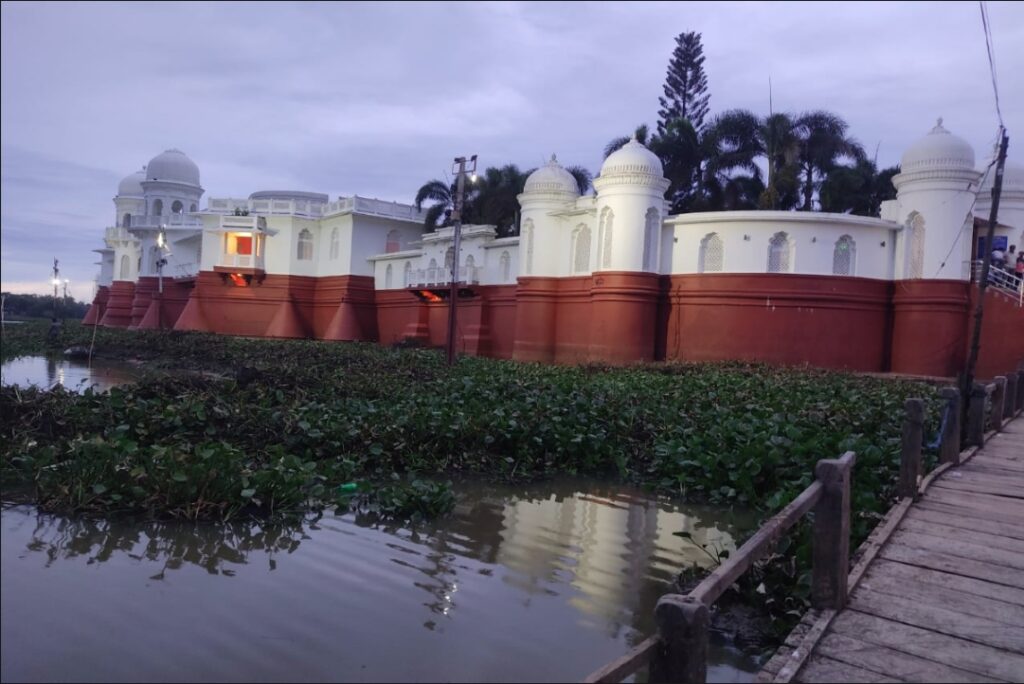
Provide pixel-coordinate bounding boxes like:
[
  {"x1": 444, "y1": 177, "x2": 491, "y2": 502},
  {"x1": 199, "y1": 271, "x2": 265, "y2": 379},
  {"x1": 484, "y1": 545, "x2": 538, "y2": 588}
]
[{"x1": 583, "y1": 361, "x2": 1024, "y2": 684}]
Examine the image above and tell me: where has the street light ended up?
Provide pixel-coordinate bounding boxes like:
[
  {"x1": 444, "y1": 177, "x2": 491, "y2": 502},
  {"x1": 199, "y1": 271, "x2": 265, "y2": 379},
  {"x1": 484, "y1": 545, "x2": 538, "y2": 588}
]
[{"x1": 445, "y1": 154, "x2": 477, "y2": 366}]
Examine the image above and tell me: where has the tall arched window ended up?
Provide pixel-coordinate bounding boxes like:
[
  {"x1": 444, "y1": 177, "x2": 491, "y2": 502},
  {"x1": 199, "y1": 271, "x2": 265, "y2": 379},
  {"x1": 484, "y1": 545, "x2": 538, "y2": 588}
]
[
  {"x1": 444, "y1": 246, "x2": 455, "y2": 270},
  {"x1": 171, "y1": 200, "x2": 183, "y2": 214},
  {"x1": 385, "y1": 264, "x2": 393, "y2": 289},
  {"x1": 833, "y1": 235, "x2": 856, "y2": 276},
  {"x1": 643, "y1": 208, "x2": 659, "y2": 271},
  {"x1": 598, "y1": 208, "x2": 614, "y2": 269},
  {"x1": 572, "y1": 224, "x2": 591, "y2": 274},
  {"x1": 190, "y1": 203, "x2": 197, "y2": 213},
  {"x1": 403, "y1": 261, "x2": 412, "y2": 287},
  {"x1": 523, "y1": 219, "x2": 535, "y2": 275},
  {"x1": 122, "y1": 213, "x2": 131, "y2": 228},
  {"x1": 500, "y1": 250, "x2": 511, "y2": 282},
  {"x1": 329, "y1": 226, "x2": 340, "y2": 260},
  {"x1": 907, "y1": 213, "x2": 925, "y2": 279},
  {"x1": 119, "y1": 254, "x2": 130, "y2": 279},
  {"x1": 699, "y1": 233, "x2": 724, "y2": 273},
  {"x1": 152, "y1": 199, "x2": 163, "y2": 216},
  {"x1": 297, "y1": 228, "x2": 313, "y2": 261},
  {"x1": 428, "y1": 258, "x2": 438, "y2": 282},
  {"x1": 464, "y1": 254, "x2": 475, "y2": 282},
  {"x1": 386, "y1": 229, "x2": 401, "y2": 253},
  {"x1": 768, "y1": 232, "x2": 792, "y2": 273}
]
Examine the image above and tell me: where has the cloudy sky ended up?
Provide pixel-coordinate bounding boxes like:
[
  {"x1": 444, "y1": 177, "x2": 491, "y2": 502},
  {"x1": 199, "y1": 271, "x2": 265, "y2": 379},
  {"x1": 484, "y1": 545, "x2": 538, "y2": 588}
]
[{"x1": 2, "y1": 1, "x2": 1022, "y2": 301}]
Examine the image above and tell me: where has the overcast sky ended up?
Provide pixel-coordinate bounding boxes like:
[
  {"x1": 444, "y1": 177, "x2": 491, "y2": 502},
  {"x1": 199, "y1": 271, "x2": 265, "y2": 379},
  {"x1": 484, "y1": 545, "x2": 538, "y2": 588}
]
[{"x1": 2, "y1": 1, "x2": 1022, "y2": 301}]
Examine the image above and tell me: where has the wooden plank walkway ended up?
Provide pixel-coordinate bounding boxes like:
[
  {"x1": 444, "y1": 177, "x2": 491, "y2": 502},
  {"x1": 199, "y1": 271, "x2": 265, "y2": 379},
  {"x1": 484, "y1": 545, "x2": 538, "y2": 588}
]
[{"x1": 780, "y1": 419, "x2": 1024, "y2": 683}]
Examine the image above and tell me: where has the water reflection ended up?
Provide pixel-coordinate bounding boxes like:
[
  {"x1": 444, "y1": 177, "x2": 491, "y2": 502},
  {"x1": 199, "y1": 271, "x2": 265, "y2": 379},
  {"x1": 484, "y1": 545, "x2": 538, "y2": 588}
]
[
  {"x1": 1, "y1": 480, "x2": 762, "y2": 683},
  {"x1": 1, "y1": 354, "x2": 138, "y2": 393}
]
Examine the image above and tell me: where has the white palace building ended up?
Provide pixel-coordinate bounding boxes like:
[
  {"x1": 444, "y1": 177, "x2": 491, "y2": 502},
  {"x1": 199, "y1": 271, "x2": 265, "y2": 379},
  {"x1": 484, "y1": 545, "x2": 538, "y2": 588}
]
[{"x1": 85, "y1": 120, "x2": 1024, "y2": 378}]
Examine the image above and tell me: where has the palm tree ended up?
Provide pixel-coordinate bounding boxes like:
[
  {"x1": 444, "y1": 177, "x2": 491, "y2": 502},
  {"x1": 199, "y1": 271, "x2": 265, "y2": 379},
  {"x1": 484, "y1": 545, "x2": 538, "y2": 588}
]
[
  {"x1": 819, "y1": 160, "x2": 898, "y2": 216},
  {"x1": 473, "y1": 164, "x2": 529, "y2": 237},
  {"x1": 414, "y1": 179, "x2": 457, "y2": 230},
  {"x1": 603, "y1": 124, "x2": 651, "y2": 158},
  {"x1": 564, "y1": 165, "x2": 593, "y2": 195},
  {"x1": 794, "y1": 111, "x2": 866, "y2": 211}
]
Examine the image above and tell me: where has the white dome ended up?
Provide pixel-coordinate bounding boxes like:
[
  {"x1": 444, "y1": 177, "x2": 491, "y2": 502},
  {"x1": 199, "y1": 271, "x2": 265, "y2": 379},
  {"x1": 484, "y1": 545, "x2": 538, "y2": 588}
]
[
  {"x1": 117, "y1": 168, "x2": 146, "y2": 197},
  {"x1": 145, "y1": 148, "x2": 201, "y2": 187},
  {"x1": 600, "y1": 135, "x2": 664, "y2": 178},
  {"x1": 900, "y1": 119, "x2": 975, "y2": 173},
  {"x1": 523, "y1": 155, "x2": 580, "y2": 196}
]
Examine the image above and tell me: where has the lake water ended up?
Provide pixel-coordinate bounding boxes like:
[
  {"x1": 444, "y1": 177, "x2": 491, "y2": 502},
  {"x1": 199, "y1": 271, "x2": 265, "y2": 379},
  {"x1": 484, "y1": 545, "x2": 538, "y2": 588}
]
[
  {"x1": 0, "y1": 480, "x2": 763, "y2": 682},
  {"x1": 0, "y1": 354, "x2": 138, "y2": 393}
]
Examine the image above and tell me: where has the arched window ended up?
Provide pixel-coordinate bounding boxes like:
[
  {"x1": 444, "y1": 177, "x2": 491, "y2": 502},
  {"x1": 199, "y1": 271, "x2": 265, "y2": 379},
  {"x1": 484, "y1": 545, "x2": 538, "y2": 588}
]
[
  {"x1": 190, "y1": 203, "x2": 197, "y2": 213},
  {"x1": 643, "y1": 208, "x2": 659, "y2": 272},
  {"x1": 598, "y1": 208, "x2": 614, "y2": 269},
  {"x1": 444, "y1": 246, "x2": 455, "y2": 270},
  {"x1": 699, "y1": 233, "x2": 724, "y2": 273},
  {"x1": 171, "y1": 200, "x2": 183, "y2": 214},
  {"x1": 500, "y1": 250, "x2": 511, "y2": 282},
  {"x1": 122, "y1": 213, "x2": 131, "y2": 228},
  {"x1": 152, "y1": 199, "x2": 163, "y2": 216},
  {"x1": 119, "y1": 254, "x2": 130, "y2": 279},
  {"x1": 523, "y1": 219, "x2": 535, "y2": 275},
  {"x1": 403, "y1": 261, "x2": 412, "y2": 287},
  {"x1": 767, "y1": 232, "x2": 792, "y2": 273},
  {"x1": 464, "y1": 254, "x2": 475, "y2": 282},
  {"x1": 297, "y1": 228, "x2": 313, "y2": 261},
  {"x1": 572, "y1": 224, "x2": 591, "y2": 274},
  {"x1": 428, "y1": 258, "x2": 438, "y2": 283},
  {"x1": 385, "y1": 264, "x2": 393, "y2": 289},
  {"x1": 833, "y1": 235, "x2": 856, "y2": 276},
  {"x1": 907, "y1": 213, "x2": 925, "y2": 279},
  {"x1": 137, "y1": 256, "x2": 142, "y2": 274},
  {"x1": 329, "y1": 226, "x2": 340, "y2": 260},
  {"x1": 386, "y1": 229, "x2": 401, "y2": 253}
]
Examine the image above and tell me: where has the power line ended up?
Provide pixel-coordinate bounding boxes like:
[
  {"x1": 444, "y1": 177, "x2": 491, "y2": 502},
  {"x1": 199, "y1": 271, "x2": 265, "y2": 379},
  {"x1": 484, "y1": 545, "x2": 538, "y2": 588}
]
[
  {"x1": 979, "y1": 1, "x2": 1004, "y2": 126},
  {"x1": 932, "y1": 154, "x2": 999, "y2": 277}
]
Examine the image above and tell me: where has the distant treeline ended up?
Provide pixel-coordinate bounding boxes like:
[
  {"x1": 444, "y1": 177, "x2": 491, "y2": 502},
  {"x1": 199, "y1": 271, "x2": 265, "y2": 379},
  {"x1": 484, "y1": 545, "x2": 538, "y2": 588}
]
[{"x1": 1, "y1": 293, "x2": 89, "y2": 320}]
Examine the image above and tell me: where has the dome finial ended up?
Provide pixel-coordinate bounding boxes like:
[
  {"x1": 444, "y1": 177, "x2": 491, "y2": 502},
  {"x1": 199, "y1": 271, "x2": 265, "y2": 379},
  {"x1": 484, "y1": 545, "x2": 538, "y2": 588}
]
[
  {"x1": 549, "y1": 153, "x2": 558, "y2": 164},
  {"x1": 629, "y1": 131, "x2": 638, "y2": 142},
  {"x1": 937, "y1": 116, "x2": 943, "y2": 128}
]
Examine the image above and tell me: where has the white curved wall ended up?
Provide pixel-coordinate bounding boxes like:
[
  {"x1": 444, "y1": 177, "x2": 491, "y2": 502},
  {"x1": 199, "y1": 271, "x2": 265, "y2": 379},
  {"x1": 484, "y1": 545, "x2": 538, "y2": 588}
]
[{"x1": 665, "y1": 212, "x2": 897, "y2": 279}]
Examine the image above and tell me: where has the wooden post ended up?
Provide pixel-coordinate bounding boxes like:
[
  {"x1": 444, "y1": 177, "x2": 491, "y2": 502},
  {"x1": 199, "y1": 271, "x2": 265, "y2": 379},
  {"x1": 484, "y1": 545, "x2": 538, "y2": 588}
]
[
  {"x1": 1005, "y1": 373, "x2": 1018, "y2": 420},
  {"x1": 938, "y1": 387, "x2": 961, "y2": 465},
  {"x1": 898, "y1": 398, "x2": 924, "y2": 500},
  {"x1": 812, "y1": 452, "x2": 856, "y2": 611},
  {"x1": 991, "y1": 377, "x2": 1006, "y2": 432},
  {"x1": 967, "y1": 384, "x2": 987, "y2": 447},
  {"x1": 649, "y1": 594, "x2": 709, "y2": 684}
]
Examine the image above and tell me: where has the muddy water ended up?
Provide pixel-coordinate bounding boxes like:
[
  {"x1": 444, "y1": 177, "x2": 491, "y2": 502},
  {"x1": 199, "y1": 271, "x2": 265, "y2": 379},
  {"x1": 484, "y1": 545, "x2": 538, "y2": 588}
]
[
  {"x1": 0, "y1": 481, "x2": 764, "y2": 682},
  {"x1": 1, "y1": 354, "x2": 138, "y2": 393}
]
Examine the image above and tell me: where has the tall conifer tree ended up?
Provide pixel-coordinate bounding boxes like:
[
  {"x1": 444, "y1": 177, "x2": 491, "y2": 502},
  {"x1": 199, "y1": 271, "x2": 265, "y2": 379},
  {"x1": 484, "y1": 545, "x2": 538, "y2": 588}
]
[{"x1": 657, "y1": 32, "x2": 710, "y2": 135}]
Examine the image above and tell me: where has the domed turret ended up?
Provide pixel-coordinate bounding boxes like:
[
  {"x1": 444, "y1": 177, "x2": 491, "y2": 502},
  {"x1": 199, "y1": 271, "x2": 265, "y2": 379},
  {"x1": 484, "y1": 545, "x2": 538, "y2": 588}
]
[
  {"x1": 117, "y1": 168, "x2": 146, "y2": 197},
  {"x1": 145, "y1": 149, "x2": 201, "y2": 188},
  {"x1": 900, "y1": 118, "x2": 975, "y2": 173},
  {"x1": 523, "y1": 155, "x2": 580, "y2": 197},
  {"x1": 599, "y1": 134, "x2": 664, "y2": 180},
  {"x1": 979, "y1": 161, "x2": 1024, "y2": 196}
]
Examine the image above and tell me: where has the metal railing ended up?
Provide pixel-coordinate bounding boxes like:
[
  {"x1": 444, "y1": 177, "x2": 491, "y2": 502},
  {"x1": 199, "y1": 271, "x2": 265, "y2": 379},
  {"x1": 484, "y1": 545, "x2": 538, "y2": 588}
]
[
  {"x1": 970, "y1": 259, "x2": 1023, "y2": 306},
  {"x1": 405, "y1": 266, "x2": 480, "y2": 287}
]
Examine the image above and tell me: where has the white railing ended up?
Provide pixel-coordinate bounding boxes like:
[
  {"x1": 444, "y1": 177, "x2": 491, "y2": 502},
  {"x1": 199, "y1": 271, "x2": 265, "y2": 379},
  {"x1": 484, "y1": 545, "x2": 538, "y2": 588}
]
[
  {"x1": 125, "y1": 213, "x2": 203, "y2": 228},
  {"x1": 971, "y1": 259, "x2": 1023, "y2": 307},
  {"x1": 174, "y1": 262, "x2": 198, "y2": 278},
  {"x1": 205, "y1": 198, "x2": 325, "y2": 218},
  {"x1": 405, "y1": 266, "x2": 479, "y2": 287},
  {"x1": 217, "y1": 253, "x2": 265, "y2": 270}
]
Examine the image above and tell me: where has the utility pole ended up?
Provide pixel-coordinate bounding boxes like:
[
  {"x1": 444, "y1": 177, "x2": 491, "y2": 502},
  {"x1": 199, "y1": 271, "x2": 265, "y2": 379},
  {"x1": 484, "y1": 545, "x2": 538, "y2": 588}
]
[
  {"x1": 446, "y1": 154, "x2": 477, "y2": 366},
  {"x1": 961, "y1": 128, "x2": 1009, "y2": 431},
  {"x1": 156, "y1": 226, "x2": 168, "y2": 329}
]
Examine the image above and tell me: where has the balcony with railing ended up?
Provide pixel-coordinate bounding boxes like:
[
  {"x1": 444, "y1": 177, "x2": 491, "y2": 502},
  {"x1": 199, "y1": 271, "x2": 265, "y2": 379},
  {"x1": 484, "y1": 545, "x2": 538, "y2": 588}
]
[
  {"x1": 124, "y1": 213, "x2": 203, "y2": 228},
  {"x1": 204, "y1": 195, "x2": 423, "y2": 222},
  {"x1": 405, "y1": 266, "x2": 480, "y2": 287},
  {"x1": 971, "y1": 259, "x2": 1023, "y2": 306}
]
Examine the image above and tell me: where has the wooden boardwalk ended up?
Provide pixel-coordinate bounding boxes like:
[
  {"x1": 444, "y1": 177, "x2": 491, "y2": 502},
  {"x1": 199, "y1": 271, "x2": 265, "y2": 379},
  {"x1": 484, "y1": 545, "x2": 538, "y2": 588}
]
[{"x1": 767, "y1": 419, "x2": 1024, "y2": 683}]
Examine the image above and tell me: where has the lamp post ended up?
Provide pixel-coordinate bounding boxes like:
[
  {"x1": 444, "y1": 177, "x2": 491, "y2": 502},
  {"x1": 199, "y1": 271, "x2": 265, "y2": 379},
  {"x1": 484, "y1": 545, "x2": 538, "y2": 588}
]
[
  {"x1": 51, "y1": 258, "x2": 60, "y2": 321},
  {"x1": 446, "y1": 154, "x2": 477, "y2": 366},
  {"x1": 155, "y1": 226, "x2": 169, "y2": 329}
]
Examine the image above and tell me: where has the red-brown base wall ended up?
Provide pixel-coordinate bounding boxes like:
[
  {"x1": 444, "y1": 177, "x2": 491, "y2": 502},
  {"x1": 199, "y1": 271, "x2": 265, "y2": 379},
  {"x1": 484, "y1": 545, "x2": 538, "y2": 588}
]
[
  {"x1": 147, "y1": 271, "x2": 1019, "y2": 376},
  {"x1": 99, "y1": 281, "x2": 135, "y2": 328},
  {"x1": 83, "y1": 286, "x2": 110, "y2": 325},
  {"x1": 660, "y1": 274, "x2": 893, "y2": 371}
]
